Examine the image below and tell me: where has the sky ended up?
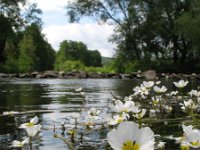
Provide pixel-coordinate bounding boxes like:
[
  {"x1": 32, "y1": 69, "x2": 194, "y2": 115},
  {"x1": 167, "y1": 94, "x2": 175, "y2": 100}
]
[{"x1": 28, "y1": 0, "x2": 116, "y2": 57}]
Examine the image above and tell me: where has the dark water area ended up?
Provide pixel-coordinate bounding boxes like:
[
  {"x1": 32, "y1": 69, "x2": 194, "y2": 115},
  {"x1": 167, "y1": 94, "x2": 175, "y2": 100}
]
[{"x1": 0, "y1": 78, "x2": 199, "y2": 150}]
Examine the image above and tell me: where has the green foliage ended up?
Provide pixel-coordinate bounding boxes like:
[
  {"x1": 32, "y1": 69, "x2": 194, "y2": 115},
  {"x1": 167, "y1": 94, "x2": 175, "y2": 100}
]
[
  {"x1": 0, "y1": 1, "x2": 47, "y2": 73},
  {"x1": 4, "y1": 56, "x2": 19, "y2": 73},
  {"x1": 3, "y1": 37, "x2": 19, "y2": 73},
  {"x1": 66, "y1": 0, "x2": 200, "y2": 73},
  {"x1": 60, "y1": 60, "x2": 85, "y2": 72},
  {"x1": 18, "y1": 24, "x2": 55, "y2": 72},
  {"x1": 86, "y1": 50, "x2": 102, "y2": 67},
  {"x1": 55, "y1": 40, "x2": 102, "y2": 71}
]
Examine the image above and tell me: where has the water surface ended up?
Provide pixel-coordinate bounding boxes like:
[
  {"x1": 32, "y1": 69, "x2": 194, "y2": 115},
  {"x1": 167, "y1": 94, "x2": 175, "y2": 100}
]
[{"x1": 0, "y1": 78, "x2": 138, "y2": 150}]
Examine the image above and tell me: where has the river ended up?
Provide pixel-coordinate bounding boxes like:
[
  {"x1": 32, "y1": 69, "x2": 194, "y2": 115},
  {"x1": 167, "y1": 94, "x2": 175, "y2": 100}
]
[
  {"x1": 0, "y1": 78, "x2": 140, "y2": 150},
  {"x1": 0, "y1": 78, "x2": 199, "y2": 150}
]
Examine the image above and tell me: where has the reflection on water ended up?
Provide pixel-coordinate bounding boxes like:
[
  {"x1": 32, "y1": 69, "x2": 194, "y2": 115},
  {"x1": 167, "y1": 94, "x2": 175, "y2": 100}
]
[
  {"x1": 0, "y1": 78, "x2": 138, "y2": 150},
  {"x1": 1, "y1": 78, "x2": 199, "y2": 150}
]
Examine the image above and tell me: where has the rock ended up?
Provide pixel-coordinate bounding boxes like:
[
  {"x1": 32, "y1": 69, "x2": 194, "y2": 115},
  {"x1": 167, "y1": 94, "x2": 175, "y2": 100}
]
[
  {"x1": 8, "y1": 74, "x2": 18, "y2": 78},
  {"x1": 0, "y1": 73, "x2": 8, "y2": 78},
  {"x1": 30, "y1": 71, "x2": 39, "y2": 78},
  {"x1": 19, "y1": 73, "x2": 30, "y2": 78},
  {"x1": 119, "y1": 74, "x2": 132, "y2": 79},
  {"x1": 88, "y1": 72, "x2": 103, "y2": 78},
  {"x1": 43, "y1": 71, "x2": 57, "y2": 78},
  {"x1": 74, "y1": 71, "x2": 88, "y2": 78},
  {"x1": 59, "y1": 71, "x2": 65, "y2": 76},
  {"x1": 36, "y1": 74, "x2": 45, "y2": 78},
  {"x1": 142, "y1": 70, "x2": 157, "y2": 80}
]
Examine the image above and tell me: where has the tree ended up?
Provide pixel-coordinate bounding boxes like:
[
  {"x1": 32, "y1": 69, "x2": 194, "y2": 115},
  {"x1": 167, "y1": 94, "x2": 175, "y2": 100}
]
[
  {"x1": 0, "y1": 0, "x2": 42, "y2": 67},
  {"x1": 66, "y1": 0, "x2": 200, "y2": 73},
  {"x1": 19, "y1": 23, "x2": 55, "y2": 72},
  {"x1": 87, "y1": 50, "x2": 102, "y2": 67},
  {"x1": 0, "y1": 14, "x2": 13, "y2": 64},
  {"x1": 3, "y1": 36, "x2": 19, "y2": 73},
  {"x1": 66, "y1": 0, "x2": 142, "y2": 60},
  {"x1": 55, "y1": 40, "x2": 102, "y2": 71}
]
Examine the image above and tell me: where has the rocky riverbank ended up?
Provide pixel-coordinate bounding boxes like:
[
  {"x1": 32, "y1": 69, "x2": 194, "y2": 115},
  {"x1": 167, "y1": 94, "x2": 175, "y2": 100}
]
[{"x1": 0, "y1": 70, "x2": 199, "y2": 80}]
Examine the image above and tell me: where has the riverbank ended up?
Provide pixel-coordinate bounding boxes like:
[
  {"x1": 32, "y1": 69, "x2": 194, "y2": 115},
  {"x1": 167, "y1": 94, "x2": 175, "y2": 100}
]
[{"x1": 0, "y1": 70, "x2": 199, "y2": 80}]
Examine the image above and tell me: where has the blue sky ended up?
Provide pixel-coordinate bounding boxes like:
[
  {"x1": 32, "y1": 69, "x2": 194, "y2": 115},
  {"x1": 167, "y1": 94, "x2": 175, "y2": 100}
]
[{"x1": 28, "y1": 0, "x2": 115, "y2": 57}]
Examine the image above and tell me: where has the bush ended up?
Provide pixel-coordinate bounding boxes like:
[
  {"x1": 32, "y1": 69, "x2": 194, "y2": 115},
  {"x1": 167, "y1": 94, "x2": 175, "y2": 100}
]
[{"x1": 59, "y1": 60, "x2": 85, "y2": 72}]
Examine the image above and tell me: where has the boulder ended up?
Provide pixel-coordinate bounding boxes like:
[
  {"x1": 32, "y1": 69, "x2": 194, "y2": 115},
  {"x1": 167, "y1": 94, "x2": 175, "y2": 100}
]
[
  {"x1": 43, "y1": 71, "x2": 57, "y2": 78},
  {"x1": 142, "y1": 70, "x2": 157, "y2": 80}
]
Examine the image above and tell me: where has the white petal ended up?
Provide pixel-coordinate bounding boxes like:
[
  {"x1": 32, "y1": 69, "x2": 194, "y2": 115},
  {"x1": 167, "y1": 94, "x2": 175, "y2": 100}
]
[
  {"x1": 138, "y1": 127, "x2": 155, "y2": 150},
  {"x1": 107, "y1": 129, "x2": 123, "y2": 150},
  {"x1": 30, "y1": 116, "x2": 38, "y2": 124}
]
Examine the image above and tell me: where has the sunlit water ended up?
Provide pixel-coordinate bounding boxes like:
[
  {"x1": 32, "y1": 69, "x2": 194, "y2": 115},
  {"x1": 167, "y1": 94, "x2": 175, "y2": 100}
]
[{"x1": 0, "y1": 78, "x2": 199, "y2": 150}]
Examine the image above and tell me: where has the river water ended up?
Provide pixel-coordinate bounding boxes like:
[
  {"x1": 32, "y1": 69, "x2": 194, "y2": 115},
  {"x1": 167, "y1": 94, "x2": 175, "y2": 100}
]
[
  {"x1": 0, "y1": 78, "x2": 141, "y2": 150},
  {"x1": 0, "y1": 78, "x2": 199, "y2": 150}
]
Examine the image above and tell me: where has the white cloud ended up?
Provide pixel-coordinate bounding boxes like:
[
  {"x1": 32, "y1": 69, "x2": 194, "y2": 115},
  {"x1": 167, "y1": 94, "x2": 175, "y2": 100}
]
[
  {"x1": 42, "y1": 23, "x2": 116, "y2": 57},
  {"x1": 28, "y1": 0, "x2": 116, "y2": 57}
]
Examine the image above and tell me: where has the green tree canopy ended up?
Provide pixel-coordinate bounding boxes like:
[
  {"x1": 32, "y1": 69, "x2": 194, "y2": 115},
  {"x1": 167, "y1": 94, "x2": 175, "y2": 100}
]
[
  {"x1": 55, "y1": 40, "x2": 102, "y2": 71},
  {"x1": 19, "y1": 23, "x2": 55, "y2": 72},
  {"x1": 66, "y1": 0, "x2": 200, "y2": 73}
]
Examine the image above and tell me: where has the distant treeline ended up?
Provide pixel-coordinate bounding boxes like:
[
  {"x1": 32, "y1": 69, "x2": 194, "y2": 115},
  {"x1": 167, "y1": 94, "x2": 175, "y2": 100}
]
[
  {"x1": 3, "y1": 0, "x2": 200, "y2": 74},
  {"x1": 0, "y1": 22, "x2": 102, "y2": 73},
  {"x1": 0, "y1": 1, "x2": 102, "y2": 73}
]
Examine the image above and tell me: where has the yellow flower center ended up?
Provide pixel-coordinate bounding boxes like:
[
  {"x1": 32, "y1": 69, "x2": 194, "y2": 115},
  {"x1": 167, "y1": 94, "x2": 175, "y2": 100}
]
[
  {"x1": 117, "y1": 117, "x2": 123, "y2": 124},
  {"x1": 26, "y1": 123, "x2": 34, "y2": 127},
  {"x1": 153, "y1": 101, "x2": 159, "y2": 105},
  {"x1": 122, "y1": 140, "x2": 140, "y2": 150},
  {"x1": 180, "y1": 145, "x2": 190, "y2": 150},
  {"x1": 191, "y1": 141, "x2": 200, "y2": 147},
  {"x1": 122, "y1": 109, "x2": 128, "y2": 113}
]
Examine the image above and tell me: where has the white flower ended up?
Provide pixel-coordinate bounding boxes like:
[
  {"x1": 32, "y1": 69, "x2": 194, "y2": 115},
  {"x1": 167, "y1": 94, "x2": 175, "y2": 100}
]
[
  {"x1": 80, "y1": 92, "x2": 85, "y2": 96},
  {"x1": 113, "y1": 100, "x2": 140, "y2": 113},
  {"x1": 133, "y1": 85, "x2": 149, "y2": 96},
  {"x1": 151, "y1": 97, "x2": 160, "y2": 107},
  {"x1": 107, "y1": 121, "x2": 155, "y2": 150},
  {"x1": 181, "y1": 99, "x2": 197, "y2": 111},
  {"x1": 26, "y1": 124, "x2": 42, "y2": 137},
  {"x1": 156, "y1": 81, "x2": 161, "y2": 85},
  {"x1": 182, "y1": 124, "x2": 200, "y2": 148},
  {"x1": 19, "y1": 116, "x2": 42, "y2": 138},
  {"x1": 142, "y1": 81, "x2": 154, "y2": 89},
  {"x1": 133, "y1": 109, "x2": 146, "y2": 119},
  {"x1": 108, "y1": 112, "x2": 129, "y2": 126},
  {"x1": 88, "y1": 107, "x2": 101, "y2": 116},
  {"x1": 75, "y1": 87, "x2": 82, "y2": 92},
  {"x1": 20, "y1": 116, "x2": 39, "y2": 128},
  {"x1": 188, "y1": 90, "x2": 200, "y2": 97},
  {"x1": 173, "y1": 80, "x2": 189, "y2": 88},
  {"x1": 72, "y1": 113, "x2": 80, "y2": 119},
  {"x1": 153, "y1": 86, "x2": 167, "y2": 94},
  {"x1": 164, "y1": 105, "x2": 173, "y2": 113},
  {"x1": 157, "y1": 141, "x2": 166, "y2": 149},
  {"x1": 168, "y1": 91, "x2": 179, "y2": 96},
  {"x1": 87, "y1": 107, "x2": 101, "y2": 120},
  {"x1": 12, "y1": 138, "x2": 29, "y2": 147}
]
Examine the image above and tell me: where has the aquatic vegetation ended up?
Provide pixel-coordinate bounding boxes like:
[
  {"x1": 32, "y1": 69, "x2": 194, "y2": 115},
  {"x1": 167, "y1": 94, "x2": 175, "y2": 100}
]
[
  {"x1": 107, "y1": 121, "x2": 155, "y2": 150},
  {"x1": 12, "y1": 116, "x2": 42, "y2": 148},
  {"x1": 5, "y1": 79, "x2": 200, "y2": 149},
  {"x1": 11, "y1": 138, "x2": 29, "y2": 148}
]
